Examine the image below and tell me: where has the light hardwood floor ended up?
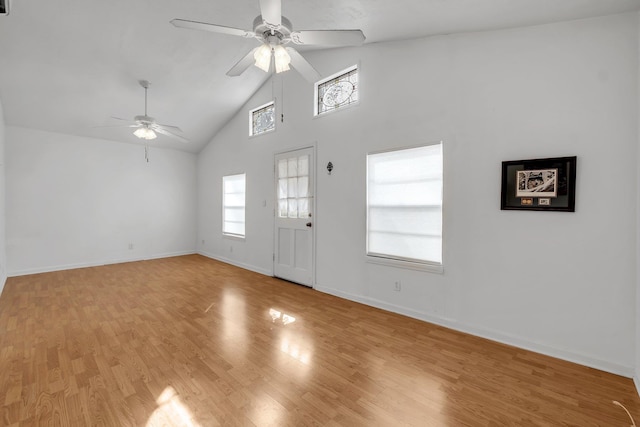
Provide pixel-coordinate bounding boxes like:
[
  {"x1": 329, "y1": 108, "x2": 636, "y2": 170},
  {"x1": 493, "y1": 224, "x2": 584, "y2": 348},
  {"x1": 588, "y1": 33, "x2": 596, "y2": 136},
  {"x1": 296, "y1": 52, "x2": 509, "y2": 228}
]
[{"x1": 0, "y1": 254, "x2": 638, "y2": 426}]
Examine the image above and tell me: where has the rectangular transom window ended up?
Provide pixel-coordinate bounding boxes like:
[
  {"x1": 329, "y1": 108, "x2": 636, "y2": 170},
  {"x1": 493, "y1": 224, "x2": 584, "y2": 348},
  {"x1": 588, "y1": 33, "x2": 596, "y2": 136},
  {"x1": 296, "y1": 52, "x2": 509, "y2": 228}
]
[
  {"x1": 223, "y1": 174, "x2": 246, "y2": 237},
  {"x1": 250, "y1": 101, "x2": 275, "y2": 136},
  {"x1": 367, "y1": 143, "x2": 443, "y2": 267},
  {"x1": 314, "y1": 65, "x2": 358, "y2": 116}
]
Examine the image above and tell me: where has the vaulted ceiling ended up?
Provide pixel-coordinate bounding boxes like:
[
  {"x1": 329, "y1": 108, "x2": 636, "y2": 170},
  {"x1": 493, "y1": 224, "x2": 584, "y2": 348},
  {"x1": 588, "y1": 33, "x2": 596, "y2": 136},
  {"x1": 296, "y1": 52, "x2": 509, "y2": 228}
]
[{"x1": 0, "y1": 0, "x2": 638, "y2": 153}]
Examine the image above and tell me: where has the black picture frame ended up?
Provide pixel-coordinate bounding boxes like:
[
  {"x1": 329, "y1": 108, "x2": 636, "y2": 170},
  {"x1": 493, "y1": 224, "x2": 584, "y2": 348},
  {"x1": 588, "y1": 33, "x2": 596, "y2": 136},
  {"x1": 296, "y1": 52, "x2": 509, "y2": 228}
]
[{"x1": 501, "y1": 156, "x2": 576, "y2": 212}]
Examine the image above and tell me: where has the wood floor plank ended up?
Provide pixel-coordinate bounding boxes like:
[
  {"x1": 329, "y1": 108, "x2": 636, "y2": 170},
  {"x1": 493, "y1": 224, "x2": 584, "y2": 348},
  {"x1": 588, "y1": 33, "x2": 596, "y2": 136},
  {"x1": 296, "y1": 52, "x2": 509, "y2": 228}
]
[{"x1": 0, "y1": 254, "x2": 638, "y2": 426}]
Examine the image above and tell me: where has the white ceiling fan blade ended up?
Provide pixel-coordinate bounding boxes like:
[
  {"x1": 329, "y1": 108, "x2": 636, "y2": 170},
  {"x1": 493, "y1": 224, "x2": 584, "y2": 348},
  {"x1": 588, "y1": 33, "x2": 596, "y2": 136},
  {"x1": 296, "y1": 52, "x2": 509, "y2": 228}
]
[
  {"x1": 152, "y1": 126, "x2": 189, "y2": 144},
  {"x1": 227, "y1": 47, "x2": 260, "y2": 77},
  {"x1": 110, "y1": 116, "x2": 136, "y2": 123},
  {"x1": 171, "y1": 19, "x2": 255, "y2": 38},
  {"x1": 259, "y1": 0, "x2": 281, "y2": 27},
  {"x1": 285, "y1": 47, "x2": 321, "y2": 83},
  {"x1": 93, "y1": 124, "x2": 140, "y2": 128},
  {"x1": 155, "y1": 123, "x2": 183, "y2": 132},
  {"x1": 291, "y1": 30, "x2": 366, "y2": 46}
]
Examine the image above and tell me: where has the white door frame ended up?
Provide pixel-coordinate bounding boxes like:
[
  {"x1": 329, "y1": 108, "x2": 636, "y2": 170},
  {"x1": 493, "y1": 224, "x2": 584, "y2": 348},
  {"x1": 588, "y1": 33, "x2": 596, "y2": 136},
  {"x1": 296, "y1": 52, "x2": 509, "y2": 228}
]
[{"x1": 273, "y1": 144, "x2": 317, "y2": 287}]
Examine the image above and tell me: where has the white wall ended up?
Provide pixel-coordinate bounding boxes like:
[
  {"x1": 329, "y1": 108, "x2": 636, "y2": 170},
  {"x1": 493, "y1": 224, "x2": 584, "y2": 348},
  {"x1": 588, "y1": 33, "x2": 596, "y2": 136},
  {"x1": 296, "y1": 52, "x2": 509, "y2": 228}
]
[
  {"x1": 198, "y1": 12, "x2": 639, "y2": 377},
  {"x1": 0, "y1": 99, "x2": 7, "y2": 293},
  {"x1": 6, "y1": 127, "x2": 197, "y2": 275},
  {"x1": 636, "y1": 11, "x2": 640, "y2": 396}
]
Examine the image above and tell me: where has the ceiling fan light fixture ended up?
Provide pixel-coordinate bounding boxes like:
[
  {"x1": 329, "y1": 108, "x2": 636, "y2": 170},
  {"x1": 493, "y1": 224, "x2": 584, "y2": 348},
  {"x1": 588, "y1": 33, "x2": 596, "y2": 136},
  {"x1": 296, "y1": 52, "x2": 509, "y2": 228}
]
[
  {"x1": 254, "y1": 44, "x2": 272, "y2": 72},
  {"x1": 273, "y1": 45, "x2": 291, "y2": 73},
  {"x1": 134, "y1": 127, "x2": 157, "y2": 140}
]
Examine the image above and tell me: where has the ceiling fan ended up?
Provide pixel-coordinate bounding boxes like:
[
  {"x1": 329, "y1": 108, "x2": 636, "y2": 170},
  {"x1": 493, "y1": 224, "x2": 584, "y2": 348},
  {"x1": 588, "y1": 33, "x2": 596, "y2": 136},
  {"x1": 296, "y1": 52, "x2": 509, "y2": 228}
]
[
  {"x1": 171, "y1": 0, "x2": 365, "y2": 82},
  {"x1": 104, "y1": 80, "x2": 188, "y2": 144}
]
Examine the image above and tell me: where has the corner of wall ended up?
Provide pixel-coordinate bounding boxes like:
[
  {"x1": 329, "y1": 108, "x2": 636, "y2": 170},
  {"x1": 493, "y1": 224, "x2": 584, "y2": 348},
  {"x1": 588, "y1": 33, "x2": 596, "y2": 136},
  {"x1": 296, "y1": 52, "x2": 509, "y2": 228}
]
[
  {"x1": 636, "y1": 8, "x2": 640, "y2": 399},
  {"x1": 0, "y1": 96, "x2": 6, "y2": 298}
]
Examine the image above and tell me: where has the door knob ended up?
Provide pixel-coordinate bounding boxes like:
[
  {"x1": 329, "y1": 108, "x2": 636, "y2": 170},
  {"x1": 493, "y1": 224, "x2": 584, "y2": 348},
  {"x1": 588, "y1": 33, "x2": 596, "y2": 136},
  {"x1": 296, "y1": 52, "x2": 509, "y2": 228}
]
[{"x1": 306, "y1": 222, "x2": 312, "y2": 227}]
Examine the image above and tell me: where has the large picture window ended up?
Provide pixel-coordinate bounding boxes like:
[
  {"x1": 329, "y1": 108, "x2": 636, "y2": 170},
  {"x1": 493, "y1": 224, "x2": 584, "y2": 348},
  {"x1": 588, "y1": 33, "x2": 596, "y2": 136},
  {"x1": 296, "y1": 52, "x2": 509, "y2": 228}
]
[
  {"x1": 223, "y1": 174, "x2": 246, "y2": 237},
  {"x1": 366, "y1": 143, "x2": 443, "y2": 268}
]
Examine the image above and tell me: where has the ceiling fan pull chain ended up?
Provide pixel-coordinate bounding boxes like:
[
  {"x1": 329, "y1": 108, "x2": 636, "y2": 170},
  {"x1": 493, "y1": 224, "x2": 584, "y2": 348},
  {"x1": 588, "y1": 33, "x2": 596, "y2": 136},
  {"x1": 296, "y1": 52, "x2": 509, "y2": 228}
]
[
  {"x1": 145, "y1": 144, "x2": 150, "y2": 163},
  {"x1": 271, "y1": 76, "x2": 274, "y2": 102}
]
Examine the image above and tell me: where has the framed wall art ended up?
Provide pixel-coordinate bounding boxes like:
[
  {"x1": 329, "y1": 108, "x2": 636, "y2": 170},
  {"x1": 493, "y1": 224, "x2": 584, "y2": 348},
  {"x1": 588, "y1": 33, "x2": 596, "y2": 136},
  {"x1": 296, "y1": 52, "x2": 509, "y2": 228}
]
[{"x1": 501, "y1": 156, "x2": 576, "y2": 212}]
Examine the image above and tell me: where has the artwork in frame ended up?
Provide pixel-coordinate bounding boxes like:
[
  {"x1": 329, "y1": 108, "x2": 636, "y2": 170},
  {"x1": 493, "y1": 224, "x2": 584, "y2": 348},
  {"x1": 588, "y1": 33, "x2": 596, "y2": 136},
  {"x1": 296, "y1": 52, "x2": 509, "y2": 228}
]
[
  {"x1": 516, "y1": 169, "x2": 557, "y2": 198},
  {"x1": 501, "y1": 156, "x2": 576, "y2": 212}
]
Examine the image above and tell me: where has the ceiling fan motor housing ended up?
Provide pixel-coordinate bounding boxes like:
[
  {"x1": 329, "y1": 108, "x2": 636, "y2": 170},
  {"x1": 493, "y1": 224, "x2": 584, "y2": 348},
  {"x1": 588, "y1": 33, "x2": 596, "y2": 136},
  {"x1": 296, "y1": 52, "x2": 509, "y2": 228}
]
[
  {"x1": 0, "y1": 0, "x2": 10, "y2": 15},
  {"x1": 134, "y1": 115, "x2": 155, "y2": 126},
  {"x1": 253, "y1": 15, "x2": 292, "y2": 44}
]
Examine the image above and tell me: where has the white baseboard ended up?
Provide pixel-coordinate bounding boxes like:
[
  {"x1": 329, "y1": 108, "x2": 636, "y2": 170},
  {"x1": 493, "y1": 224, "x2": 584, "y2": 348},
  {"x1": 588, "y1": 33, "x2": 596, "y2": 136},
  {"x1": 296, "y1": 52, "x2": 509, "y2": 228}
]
[
  {"x1": 7, "y1": 251, "x2": 197, "y2": 277},
  {"x1": 197, "y1": 250, "x2": 273, "y2": 277},
  {"x1": 315, "y1": 283, "x2": 634, "y2": 379}
]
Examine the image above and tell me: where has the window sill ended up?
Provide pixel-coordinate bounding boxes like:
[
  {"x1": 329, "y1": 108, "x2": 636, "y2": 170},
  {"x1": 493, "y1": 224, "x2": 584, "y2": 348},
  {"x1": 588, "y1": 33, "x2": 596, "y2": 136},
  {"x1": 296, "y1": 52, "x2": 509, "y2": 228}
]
[
  {"x1": 366, "y1": 255, "x2": 443, "y2": 274},
  {"x1": 223, "y1": 234, "x2": 245, "y2": 242},
  {"x1": 313, "y1": 100, "x2": 360, "y2": 119}
]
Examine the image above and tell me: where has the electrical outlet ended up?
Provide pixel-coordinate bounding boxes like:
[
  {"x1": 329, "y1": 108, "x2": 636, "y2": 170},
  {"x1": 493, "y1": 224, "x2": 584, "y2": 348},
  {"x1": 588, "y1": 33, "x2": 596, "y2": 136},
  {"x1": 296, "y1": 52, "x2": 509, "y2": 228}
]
[
  {"x1": 128, "y1": 243, "x2": 134, "y2": 250},
  {"x1": 229, "y1": 246, "x2": 233, "y2": 253},
  {"x1": 201, "y1": 239, "x2": 205, "y2": 245},
  {"x1": 394, "y1": 281, "x2": 401, "y2": 292}
]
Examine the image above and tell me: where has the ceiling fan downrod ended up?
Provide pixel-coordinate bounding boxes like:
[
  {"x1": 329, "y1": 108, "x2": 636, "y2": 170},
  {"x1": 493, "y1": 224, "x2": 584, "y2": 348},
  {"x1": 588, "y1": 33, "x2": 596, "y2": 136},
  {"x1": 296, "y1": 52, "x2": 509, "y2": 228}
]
[{"x1": 139, "y1": 80, "x2": 150, "y2": 116}]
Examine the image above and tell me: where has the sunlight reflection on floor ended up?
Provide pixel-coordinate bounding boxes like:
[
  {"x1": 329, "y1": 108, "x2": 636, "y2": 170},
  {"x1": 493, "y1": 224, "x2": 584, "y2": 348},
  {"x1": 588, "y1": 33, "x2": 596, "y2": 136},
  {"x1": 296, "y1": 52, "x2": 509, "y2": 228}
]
[
  {"x1": 249, "y1": 392, "x2": 287, "y2": 427},
  {"x1": 146, "y1": 386, "x2": 201, "y2": 427},
  {"x1": 280, "y1": 336, "x2": 311, "y2": 365},
  {"x1": 269, "y1": 308, "x2": 296, "y2": 325},
  {"x1": 222, "y1": 291, "x2": 247, "y2": 341}
]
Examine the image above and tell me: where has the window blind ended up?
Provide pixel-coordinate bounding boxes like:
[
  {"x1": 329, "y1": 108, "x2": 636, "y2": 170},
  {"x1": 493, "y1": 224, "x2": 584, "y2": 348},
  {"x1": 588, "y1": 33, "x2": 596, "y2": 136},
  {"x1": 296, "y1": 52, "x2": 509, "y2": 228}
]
[
  {"x1": 367, "y1": 143, "x2": 443, "y2": 264},
  {"x1": 223, "y1": 174, "x2": 246, "y2": 237}
]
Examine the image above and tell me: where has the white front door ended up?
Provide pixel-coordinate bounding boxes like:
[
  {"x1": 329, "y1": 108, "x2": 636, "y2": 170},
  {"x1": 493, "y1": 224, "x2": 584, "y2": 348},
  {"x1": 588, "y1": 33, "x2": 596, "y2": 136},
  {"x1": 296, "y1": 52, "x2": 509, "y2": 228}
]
[{"x1": 274, "y1": 147, "x2": 315, "y2": 286}]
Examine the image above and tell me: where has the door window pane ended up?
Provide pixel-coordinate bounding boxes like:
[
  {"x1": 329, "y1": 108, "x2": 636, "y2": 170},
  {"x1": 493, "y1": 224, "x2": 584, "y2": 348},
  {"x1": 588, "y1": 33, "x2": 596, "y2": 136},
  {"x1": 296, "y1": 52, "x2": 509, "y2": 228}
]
[{"x1": 278, "y1": 155, "x2": 311, "y2": 219}]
